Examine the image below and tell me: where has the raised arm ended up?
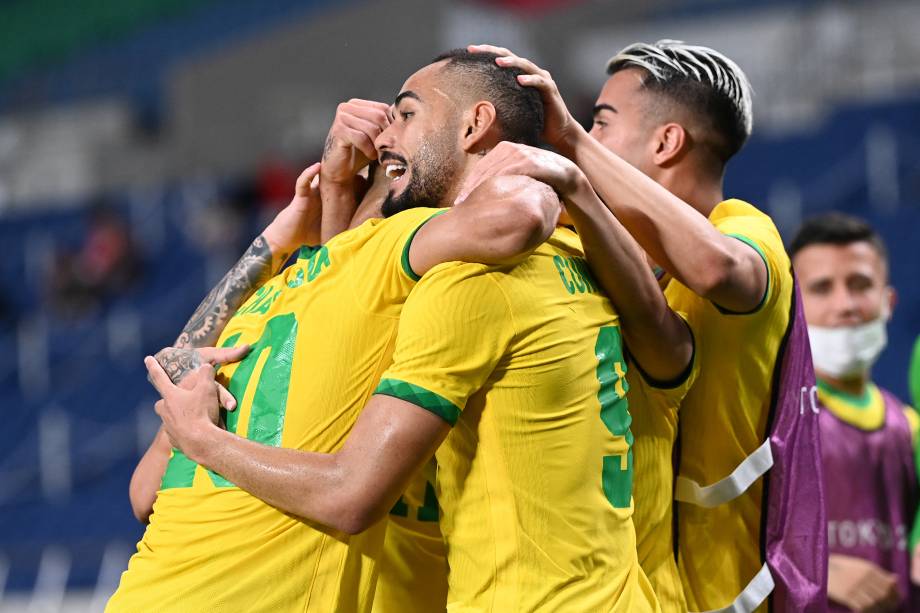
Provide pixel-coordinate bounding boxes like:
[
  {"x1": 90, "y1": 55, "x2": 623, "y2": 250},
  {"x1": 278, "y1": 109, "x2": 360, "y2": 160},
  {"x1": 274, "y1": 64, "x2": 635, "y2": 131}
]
[
  {"x1": 464, "y1": 45, "x2": 767, "y2": 314},
  {"x1": 128, "y1": 164, "x2": 320, "y2": 521},
  {"x1": 176, "y1": 163, "x2": 323, "y2": 349},
  {"x1": 564, "y1": 128, "x2": 765, "y2": 314},
  {"x1": 407, "y1": 175, "x2": 561, "y2": 278},
  {"x1": 320, "y1": 99, "x2": 392, "y2": 241},
  {"x1": 456, "y1": 142, "x2": 692, "y2": 382}
]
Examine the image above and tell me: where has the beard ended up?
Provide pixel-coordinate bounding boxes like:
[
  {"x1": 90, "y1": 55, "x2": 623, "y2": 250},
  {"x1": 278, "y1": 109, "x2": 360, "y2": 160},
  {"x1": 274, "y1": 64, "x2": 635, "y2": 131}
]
[{"x1": 381, "y1": 138, "x2": 458, "y2": 218}]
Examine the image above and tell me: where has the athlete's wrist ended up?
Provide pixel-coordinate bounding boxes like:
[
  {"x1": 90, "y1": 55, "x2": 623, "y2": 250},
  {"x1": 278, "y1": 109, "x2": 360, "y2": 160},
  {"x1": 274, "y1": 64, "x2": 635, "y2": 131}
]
[
  {"x1": 554, "y1": 122, "x2": 589, "y2": 160},
  {"x1": 180, "y1": 420, "x2": 222, "y2": 466}
]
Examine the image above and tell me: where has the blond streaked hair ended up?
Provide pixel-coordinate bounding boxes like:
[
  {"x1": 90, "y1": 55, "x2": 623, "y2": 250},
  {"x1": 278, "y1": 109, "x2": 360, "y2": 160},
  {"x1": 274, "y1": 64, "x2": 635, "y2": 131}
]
[{"x1": 606, "y1": 39, "x2": 753, "y2": 163}]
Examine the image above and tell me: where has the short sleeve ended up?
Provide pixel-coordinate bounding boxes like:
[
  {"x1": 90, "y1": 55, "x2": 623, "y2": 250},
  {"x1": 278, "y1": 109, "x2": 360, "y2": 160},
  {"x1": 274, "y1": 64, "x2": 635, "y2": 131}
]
[
  {"x1": 375, "y1": 263, "x2": 515, "y2": 425},
  {"x1": 713, "y1": 212, "x2": 789, "y2": 315},
  {"x1": 626, "y1": 310, "x2": 699, "y2": 401},
  {"x1": 349, "y1": 208, "x2": 445, "y2": 314}
]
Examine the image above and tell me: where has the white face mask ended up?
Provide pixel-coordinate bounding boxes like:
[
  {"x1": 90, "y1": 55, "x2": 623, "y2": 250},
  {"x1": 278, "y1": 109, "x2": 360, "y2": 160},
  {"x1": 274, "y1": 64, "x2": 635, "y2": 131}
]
[{"x1": 808, "y1": 314, "x2": 888, "y2": 380}]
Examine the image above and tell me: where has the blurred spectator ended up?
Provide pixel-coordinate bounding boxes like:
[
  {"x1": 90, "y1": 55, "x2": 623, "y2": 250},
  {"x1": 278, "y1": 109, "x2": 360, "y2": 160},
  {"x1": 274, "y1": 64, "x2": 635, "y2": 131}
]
[
  {"x1": 50, "y1": 201, "x2": 142, "y2": 316},
  {"x1": 791, "y1": 213, "x2": 919, "y2": 613},
  {"x1": 256, "y1": 155, "x2": 297, "y2": 214}
]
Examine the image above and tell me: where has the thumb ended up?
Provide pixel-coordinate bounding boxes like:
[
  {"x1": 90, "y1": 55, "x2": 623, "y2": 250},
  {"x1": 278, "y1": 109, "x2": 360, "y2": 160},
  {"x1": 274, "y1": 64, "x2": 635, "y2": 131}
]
[{"x1": 296, "y1": 162, "x2": 322, "y2": 196}]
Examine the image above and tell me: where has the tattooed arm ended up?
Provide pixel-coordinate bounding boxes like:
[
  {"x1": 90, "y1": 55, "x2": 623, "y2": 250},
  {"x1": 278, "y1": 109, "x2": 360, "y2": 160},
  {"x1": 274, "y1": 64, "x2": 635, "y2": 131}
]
[
  {"x1": 175, "y1": 164, "x2": 323, "y2": 349},
  {"x1": 173, "y1": 235, "x2": 282, "y2": 348},
  {"x1": 129, "y1": 162, "x2": 321, "y2": 523}
]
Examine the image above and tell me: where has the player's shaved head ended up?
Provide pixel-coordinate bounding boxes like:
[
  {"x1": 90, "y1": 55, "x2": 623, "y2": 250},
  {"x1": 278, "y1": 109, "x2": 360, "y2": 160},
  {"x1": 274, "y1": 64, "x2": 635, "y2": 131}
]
[{"x1": 431, "y1": 49, "x2": 544, "y2": 147}]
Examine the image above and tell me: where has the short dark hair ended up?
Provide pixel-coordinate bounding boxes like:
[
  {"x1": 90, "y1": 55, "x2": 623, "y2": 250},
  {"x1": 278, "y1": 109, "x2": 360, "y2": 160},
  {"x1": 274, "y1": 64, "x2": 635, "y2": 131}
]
[
  {"x1": 432, "y1": 49, "x2": 544, "y2": 146},
  {"x1": 789, "y1": 212, "x2": 888, "y2": 263},
  {"x1": 607, "y1": 40, "x2": 753, "y2": 165}
]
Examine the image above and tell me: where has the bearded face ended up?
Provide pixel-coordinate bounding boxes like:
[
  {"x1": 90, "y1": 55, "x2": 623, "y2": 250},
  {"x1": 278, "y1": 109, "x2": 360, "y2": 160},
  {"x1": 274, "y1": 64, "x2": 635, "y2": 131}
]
[{"x1": 380, "y1": 128, "x2": 459, "y2": 218}]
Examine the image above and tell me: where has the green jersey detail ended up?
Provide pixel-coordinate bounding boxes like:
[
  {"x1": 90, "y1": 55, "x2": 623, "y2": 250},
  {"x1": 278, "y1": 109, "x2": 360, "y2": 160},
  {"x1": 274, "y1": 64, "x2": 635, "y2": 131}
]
[
  {"x1": 160, "y1": 315, "x2": 298, "y2": 490},
  {"x1": 715, "y1": 233, "x2": 771, "y2": 315},
  {"x1": 553, "y1": 255, "x2": 599, "y2": 295},
  {"x1": 595, "y1": 326, "x2": 633, "y2": 509},
  {"x1": 375, "y1": 378, "x2": 460, "y2": 426},
  {"x1": 399, "y1": 210, "x2": 448, "y2": 282}
]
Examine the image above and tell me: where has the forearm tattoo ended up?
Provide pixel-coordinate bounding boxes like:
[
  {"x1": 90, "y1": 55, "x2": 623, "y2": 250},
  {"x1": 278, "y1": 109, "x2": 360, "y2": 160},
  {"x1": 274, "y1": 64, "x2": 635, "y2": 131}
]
[
  {"x1": 155, "y1": 347, "x2": 202, "y2": 385},
  {"x1": 175, "y1": 235, "x2": 288, "y2": 348}
]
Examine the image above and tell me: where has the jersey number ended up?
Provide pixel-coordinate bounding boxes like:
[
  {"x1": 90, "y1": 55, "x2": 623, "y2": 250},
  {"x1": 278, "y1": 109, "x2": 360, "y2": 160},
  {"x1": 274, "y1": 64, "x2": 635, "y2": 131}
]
[
  {"x1": 595, "y1": 326, "x2": 633, "y2": 509},
  {"x1": 160, "y1": 313, "x2": 298, "y2": 489}
]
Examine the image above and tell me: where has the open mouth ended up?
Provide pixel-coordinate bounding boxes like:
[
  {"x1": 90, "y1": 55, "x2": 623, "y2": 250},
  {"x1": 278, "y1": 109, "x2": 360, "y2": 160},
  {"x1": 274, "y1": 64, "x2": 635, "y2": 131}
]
[{"x1": 385, "y1": 163, "x2": 407, "y2": 181}]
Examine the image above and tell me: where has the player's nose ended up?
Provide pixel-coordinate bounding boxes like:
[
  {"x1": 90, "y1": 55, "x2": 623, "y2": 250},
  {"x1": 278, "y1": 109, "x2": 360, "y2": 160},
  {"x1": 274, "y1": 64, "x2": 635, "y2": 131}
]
[
  {"x1": 375, "y1": 123, "x2": 395, "y2": 156},
  {"x1": 828, "y1": 285, "x2": 863, "y2": 326}
]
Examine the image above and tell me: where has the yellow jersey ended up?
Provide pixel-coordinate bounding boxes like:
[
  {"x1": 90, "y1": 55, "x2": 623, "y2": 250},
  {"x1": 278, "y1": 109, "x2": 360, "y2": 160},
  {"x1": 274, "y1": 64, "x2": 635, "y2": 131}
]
[
  {"x1": 666, "y1": 199, "x2": 792, "y2": 611},
  {"x1": 376, "y1": 228, "x2": 659, "y2": 612},
  {"x1": 107, "y1": 207, "x2": 444, "y2": 613},
  {"x1": 627, "y1": 317, "x2": 698, "y2": 613},
  {"x1": 372, "y1": 467, "x2": 449, "y2": 613}
]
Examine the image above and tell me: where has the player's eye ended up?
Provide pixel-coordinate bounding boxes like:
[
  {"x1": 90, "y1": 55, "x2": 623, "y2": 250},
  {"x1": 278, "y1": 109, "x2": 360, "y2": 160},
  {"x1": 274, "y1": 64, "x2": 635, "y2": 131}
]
[
  {"x1": 592, "y1": 119, "x2": 607, "y2": 129},
  {"x1": 847, "y1": 275, "x2": 873, "y2": 292},
  {"x1": 808, "y1": 281, "x2": 831, "y2": 295},
  {"x1": 400, "y1": 111, "x2": 414, "y2": 120}
]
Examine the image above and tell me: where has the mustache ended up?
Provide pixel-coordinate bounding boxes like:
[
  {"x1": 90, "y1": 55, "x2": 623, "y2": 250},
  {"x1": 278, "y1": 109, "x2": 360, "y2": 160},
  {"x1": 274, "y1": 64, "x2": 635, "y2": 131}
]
[{"x1": 379, "y1": 151, "x2": 408, "y2": 166}]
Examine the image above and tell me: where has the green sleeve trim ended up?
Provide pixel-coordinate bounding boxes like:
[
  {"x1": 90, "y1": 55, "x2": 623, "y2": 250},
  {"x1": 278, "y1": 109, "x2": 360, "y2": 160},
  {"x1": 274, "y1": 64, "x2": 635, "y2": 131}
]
[
  {"x1": 400, "y1": 210, "x2": 449, "y2": 281},
  {"x1": 713, "y1": 233, "x2": 771, "y2": 316},
  {"x1": 297, "y1": 245, "x2": 320, "y2": 260},
  {"x1": 375, "y1": 378, "x2": 460, "y2": 425}
]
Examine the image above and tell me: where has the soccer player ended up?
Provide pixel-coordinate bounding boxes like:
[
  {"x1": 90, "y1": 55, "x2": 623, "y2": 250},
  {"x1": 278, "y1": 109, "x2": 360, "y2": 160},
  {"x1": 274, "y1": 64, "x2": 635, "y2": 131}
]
[
  {"x1": 108, "y1": 62, "x2": 564, "y2": 611},
  {"x1": 464, "y1": 41, "x2": 826, "y2": 611},
  {"x1": 140, "y1": 49, "x2": 690, "y2": 611},
  {"x1": 791, "y1": 213, "x2": 919, "y2": 612}
]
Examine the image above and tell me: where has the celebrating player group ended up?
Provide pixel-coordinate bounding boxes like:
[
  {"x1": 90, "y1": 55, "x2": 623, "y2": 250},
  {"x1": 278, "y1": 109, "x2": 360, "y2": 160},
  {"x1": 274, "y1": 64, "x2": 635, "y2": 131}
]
[{"x1": 105, "y1": 40, "x2": 828, "y2": 612}]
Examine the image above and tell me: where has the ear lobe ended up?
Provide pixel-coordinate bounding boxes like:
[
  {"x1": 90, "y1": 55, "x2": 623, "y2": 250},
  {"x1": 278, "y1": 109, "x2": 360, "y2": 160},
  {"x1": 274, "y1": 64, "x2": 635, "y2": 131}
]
[{"x1": 461, "y1": 101, "x2": 499, "y2": 153}]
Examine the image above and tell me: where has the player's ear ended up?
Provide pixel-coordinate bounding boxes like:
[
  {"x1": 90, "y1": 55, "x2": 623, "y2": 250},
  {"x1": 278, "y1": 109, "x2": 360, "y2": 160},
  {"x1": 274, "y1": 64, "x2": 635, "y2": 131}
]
[
  {"x1": 884, "y1": 285, "x2": 897, "y2": 320},
  {"x1": 652, "y1": 122, "x2": 688, "y2": 167},
  {"x1": 460, "y1": 101, "x2": 499, "y2": 153}
]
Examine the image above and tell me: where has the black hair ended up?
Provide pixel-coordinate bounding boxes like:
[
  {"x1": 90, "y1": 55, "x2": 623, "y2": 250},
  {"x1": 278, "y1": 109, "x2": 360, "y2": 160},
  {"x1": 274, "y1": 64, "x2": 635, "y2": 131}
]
[
  {"x1": 432, "y1": 49, "x2": 543, "y2": 146},
  {"x1": 789, "y1": 212, "x2": 888, "y2": 263}
]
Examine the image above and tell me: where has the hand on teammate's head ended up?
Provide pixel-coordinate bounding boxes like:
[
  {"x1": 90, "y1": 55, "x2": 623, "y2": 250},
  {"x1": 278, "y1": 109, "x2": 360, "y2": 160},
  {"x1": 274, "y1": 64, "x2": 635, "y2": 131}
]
[
  {"x1": 467, "y1": 44, "x2": 578, "y2": 151},
  {"x1": 456, "y1": 141, "x2": 582, "y2": 205}
]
